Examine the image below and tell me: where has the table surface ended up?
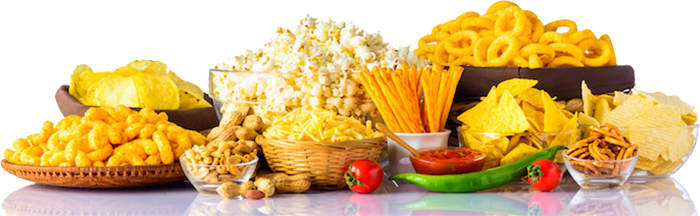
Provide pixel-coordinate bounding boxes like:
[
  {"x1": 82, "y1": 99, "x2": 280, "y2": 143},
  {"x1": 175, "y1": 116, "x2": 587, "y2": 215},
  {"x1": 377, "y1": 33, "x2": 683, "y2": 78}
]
[{"x1": 2, "y1": 172, "x2": 694, "y2": 216}]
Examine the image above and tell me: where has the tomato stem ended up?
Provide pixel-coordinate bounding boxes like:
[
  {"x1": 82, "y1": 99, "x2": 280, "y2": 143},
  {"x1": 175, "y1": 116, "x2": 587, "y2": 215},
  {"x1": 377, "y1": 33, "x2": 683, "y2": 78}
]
[
  {"x1": 345, "y1": 164, "x2": 368, "y2": 188},
  {"x1": 527, "y1": 164, "x2": 543, "y2": 183}
]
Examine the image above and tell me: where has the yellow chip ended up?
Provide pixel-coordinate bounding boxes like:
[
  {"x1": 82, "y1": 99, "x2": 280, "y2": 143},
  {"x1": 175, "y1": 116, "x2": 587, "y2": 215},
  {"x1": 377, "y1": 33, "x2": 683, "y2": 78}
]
[
  {"x1": 494, "y1": 137, "x2": 511, "y2": 155},
  {"x1": 636, "y1": 157, "x2": 662, "y2": 170},
  {"x1": 542, "y1": 91, "x2": 569, "y2": 132},
  {"x1": 629, "y1": 103, "x2": 685, "y2": 160},
  {"x1": 501, "y1": 143, "x2": 539, "y2": 166},
  {"x1": 613, "y1": 91, "x2": 630, "y2": 106},
  {"x1": 637, "y1": 90, "x2": 695, "y2": 115},
  {"x1": 593, "y1": 99, "x2": 611, "y2": 123},
  {"x1": 648, "y1": 159, "x2": 683, "y2": 175},
  {"x1": 458, "y1": 87, "x2": 499, "y2": 127},
  {"x1": 92, "y1": 75, "x2": 141, "y2": 108},
  {"x1": 549, "y1": 115, "x2": 579, "y2": 147},
  {"x1": 682, "y1": 112, "x2": 697, "y2": 126},
  {"x1": 604, "y1": 95, "x2": 655, "y2": 128},
  {"x1": 495, "y1": 78, "x2": 538, "y2": 98},
  {"x1": 667, "y1": 127, "x2": 695, "y2": 162},
  {"x1": 477, "y1": 90, "x2": 530, "y2": 133},
  {"x1": 131, "y1": 73, "x2": 180, "y2": 110},
  {"x1": 463, "y1": 131, "x2": 486, "y2": 152},
  {"x1": 521, "y1": 102, "x2": 544, "y2": 132},
  {"x1": 167, "y1": 71, "x2": 211, "y2": 109},
  {"x1": 581, "y1": 80, "x2": 599, "y2": 117},
  {"x1": 577, "y1": 112, "x2": 600, "y2": 126},
  {"x1": 482, "y1": 146, "x2": 504, "y2": 170},
  {"x1": 517, "y1": 88, "x2": 545, "y2": 109}
]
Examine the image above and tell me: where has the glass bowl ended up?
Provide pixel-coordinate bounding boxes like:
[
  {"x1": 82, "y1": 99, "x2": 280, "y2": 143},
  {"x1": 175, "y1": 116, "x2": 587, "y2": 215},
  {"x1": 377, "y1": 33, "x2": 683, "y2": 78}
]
[
  {"x1": 563, "y1": 152, "x2": 637, "y2": 188},
  {"x1": 179, "y1": 154, "x2": 258, "y2": 194},
  {"x1": 457, "y1": 127, "x2": 581, "y2": 170},
  {"x1": 409, "y1": 147, "x2": 486, "y2": 175},
  {"x1": 581, "y1": 124, "x2": 699, "y2": 182}
]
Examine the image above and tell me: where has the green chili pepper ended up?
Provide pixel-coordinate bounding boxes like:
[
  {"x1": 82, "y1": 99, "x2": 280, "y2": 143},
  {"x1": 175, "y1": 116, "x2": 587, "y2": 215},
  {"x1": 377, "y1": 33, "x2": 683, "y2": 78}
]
[
  {"x1": 389, "y1": 145, "x2": 567, "y2": 193},
  {"x1": 391, "y1": 193, "x2": 528, "y2": 215}
]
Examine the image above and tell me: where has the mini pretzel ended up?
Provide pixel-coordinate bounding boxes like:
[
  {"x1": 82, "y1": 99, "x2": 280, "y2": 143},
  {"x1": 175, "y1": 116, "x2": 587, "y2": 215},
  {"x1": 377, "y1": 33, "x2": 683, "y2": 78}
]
[{"x1": 565, "y1": 124, "x2": 638, "y2": 176}]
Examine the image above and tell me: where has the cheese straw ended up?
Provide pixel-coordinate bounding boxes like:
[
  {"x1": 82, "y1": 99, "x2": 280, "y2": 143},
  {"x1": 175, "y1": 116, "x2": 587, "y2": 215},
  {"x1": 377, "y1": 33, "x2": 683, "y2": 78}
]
[{"x1": 359, "y1": 65, "x2": 463, "y2": 133}]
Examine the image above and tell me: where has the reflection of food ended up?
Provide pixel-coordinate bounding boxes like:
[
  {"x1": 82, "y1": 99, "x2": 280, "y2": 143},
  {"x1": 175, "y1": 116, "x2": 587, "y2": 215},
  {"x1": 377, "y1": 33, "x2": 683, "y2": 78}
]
[
  {"x1": 458, "y1": 78, "x2": 579, "y2": 168},
  {"x1": 564, "y1": 189, "x2": 635, "y2": 216},
  {"x1": 580, "y1": 81, "x2": 697, "y2": 174},
  {"x1": 392, "y1": 193, "x2": 528, "y2": 215},
  {"x1": 4, "y1": 183, "x2": 195, "y2": 216},
  {"x1": 186, "y1": 190, "x2": 353, "y2": 216},
  {"x1": 625, "y1": 179, "x2": 695, "y2": 215}
]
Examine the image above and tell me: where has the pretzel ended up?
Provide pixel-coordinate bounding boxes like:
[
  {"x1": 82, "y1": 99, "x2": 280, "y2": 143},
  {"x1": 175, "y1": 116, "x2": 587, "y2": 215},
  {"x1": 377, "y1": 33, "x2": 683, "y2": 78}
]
[{"x1": 565, "y1": 124, "x2": 638, "y2": 176}]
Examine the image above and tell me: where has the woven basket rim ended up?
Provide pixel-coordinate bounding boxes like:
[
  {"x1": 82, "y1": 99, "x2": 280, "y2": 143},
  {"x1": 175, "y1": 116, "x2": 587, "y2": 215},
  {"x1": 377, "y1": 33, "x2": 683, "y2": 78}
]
[
  {"x1": 256, "y1": 136, "x2": 387, "y2": 149},
  {"x1": 1, "y1": 159, "x2": 181, "y2": 174}
]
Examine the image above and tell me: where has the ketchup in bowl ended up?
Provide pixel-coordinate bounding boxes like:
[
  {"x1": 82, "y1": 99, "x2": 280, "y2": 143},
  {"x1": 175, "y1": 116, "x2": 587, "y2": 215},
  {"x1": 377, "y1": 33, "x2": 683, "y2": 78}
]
[{"x1": 409, "y1": 147, "x2": 486, "y2": 175}]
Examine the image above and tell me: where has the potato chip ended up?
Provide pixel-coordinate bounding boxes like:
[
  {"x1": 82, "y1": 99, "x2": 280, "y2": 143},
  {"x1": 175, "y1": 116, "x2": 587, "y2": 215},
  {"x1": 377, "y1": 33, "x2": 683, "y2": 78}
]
[
  {"x1": 636, "y1": 157, "x2": 661, "y2": 170},
  {"x1": 167, "y1": 71, "x2": 211, "y2": 109},
  {"x1": 501, "y1": 143, "x2": 539, "y2": 166},
  {"x1": 69, "y1": 64, "x2": 93, "y2": 99},
  {"x1": 681, "y1": 112, "x2": 697, "y2": 126},
  {"x1": 476, "y1": 90, "x2": 530, "y2": 133},
  {"x1": 495, "y1": 78, "x2": 538, "y2": 97},
  {"x1": 542, "y1": 91, "x2": 569, "y2": 132},
  {"x1": 613, "y1": 91, "x2": 630, "y2": 106},
  {"x1": 648, "y1": 159, "x2": 683, "y2": 175},
  {"x1": 92, "y1": 75, "x2": 141, "y2": 108},
  {"x1": 629, "y1": 104, "x2": 685, "y2": 160},
  {"x1": 131, "y1": 73, "x2": 180, "y2": 110},
  {"x1": 604, "y1": 95, "x2": 655, "y2": 128},
  {"x1": 667, "y1": 127, "x2": 694, "y2": 162},
  {"x1": 581, "y1": 80, "x2": 599, "y2": 116},
  {"x1": 115, "y1": 60, "x2": 167, "y2": 75},
  {"x1": 637, "y1": 90, "x2": 695, "y2": 115},
  {"x1": 593, "y1": 99, "x2": 611, "y2": 123}
]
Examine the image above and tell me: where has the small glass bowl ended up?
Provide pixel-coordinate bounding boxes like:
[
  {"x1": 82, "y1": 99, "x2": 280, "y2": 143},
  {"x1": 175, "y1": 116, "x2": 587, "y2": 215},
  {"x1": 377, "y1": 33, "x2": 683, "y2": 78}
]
[
  {"x1": 409, "y1": 147, "x2": 486, "y2": 175},
  {"x1": 180, "y1": 155, "x2": 258, "y2": 194},
  {"x1": 562, "y1": 152, "x2": 637, "y2": 188}
]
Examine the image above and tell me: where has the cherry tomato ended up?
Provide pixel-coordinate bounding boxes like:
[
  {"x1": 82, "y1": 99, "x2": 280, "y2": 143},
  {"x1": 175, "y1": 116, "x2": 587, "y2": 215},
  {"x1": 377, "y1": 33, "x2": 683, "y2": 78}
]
[
  {"x1": 528, "y1": 192, "x2": 562, "y2": 216},
  {"x1": 345, "y1": 159, "x2": 383, "y2": 193},
  {"x1": 527, "y1": 159, "x2": 562, "y2": 192},
  {"x1": 345, "y1": 193, "x2": 383, "y2": 216}
]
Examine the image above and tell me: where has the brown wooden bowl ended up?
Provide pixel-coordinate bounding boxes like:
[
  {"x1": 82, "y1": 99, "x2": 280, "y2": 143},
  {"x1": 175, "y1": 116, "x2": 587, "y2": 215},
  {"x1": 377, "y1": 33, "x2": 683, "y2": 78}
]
[{"x1": 1, "y1": 159, "x2": 186, "y2": 188}]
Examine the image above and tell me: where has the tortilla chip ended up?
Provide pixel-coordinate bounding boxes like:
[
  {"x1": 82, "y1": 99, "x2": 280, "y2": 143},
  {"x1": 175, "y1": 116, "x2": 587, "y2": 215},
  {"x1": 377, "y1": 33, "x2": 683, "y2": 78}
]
[
  {"x1": 518, "y1": 88, "x2": 545, "y2": 109},
  {"x1": 475, "y1": 90, "x2": 530, "y2": 133},
  {"x1": 458, "y1": 87, "x2": 498, "y2": 127},
  {"x1": 581, "y1": 80, "x2": 599, "y2": 117},
  {"x1": 501, "y1": 144, "x2": 539, "y2": 166},
  {"x1": 522, "y1": 102, "x2": 544, "y2": 132},
  {"x1": 542, "y1": 91, "x2": 570, "y2": 132},
  {"x1": 482, "y1": 146, "x2": 504, "y2": 170},
  {"x1": 496, "y1": 78, "x2": 538, "y2": 98},
  {"x1": 594, "y1": 99, "x2": 611, "y2": 123}
]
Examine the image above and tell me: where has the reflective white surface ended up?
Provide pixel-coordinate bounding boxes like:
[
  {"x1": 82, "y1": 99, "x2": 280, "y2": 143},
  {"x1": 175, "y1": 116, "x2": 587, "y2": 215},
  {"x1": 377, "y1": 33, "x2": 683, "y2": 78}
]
[{"x1": 3, "y1": 174, "x2": 694, "y2": 216}]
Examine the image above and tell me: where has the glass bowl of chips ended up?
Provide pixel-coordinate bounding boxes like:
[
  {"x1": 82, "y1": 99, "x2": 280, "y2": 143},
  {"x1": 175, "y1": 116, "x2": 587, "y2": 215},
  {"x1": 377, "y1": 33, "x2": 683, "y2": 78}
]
[
  {"x1": 180, "y1": 154, "x2": 259, "y2": 194},
  {"x1": 616, "y1": 125, "x2": 699, "y2": 182},
  {"x1": 563, "y1": 152, "x2": 638, "y2": 189},
  {"x1": 457, "y1": 127, "x2": 581, "y2": 170}
]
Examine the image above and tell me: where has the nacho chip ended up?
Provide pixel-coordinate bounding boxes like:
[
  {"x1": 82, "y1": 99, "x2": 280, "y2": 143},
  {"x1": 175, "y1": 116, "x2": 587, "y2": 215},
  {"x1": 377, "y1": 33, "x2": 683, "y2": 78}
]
[
  {"x1": 581, "y1": 80, "x2": 599, "y2": 117},
  {"x1": 542, "y1": 91, "x2": 569, "y2": 132},
  {"x1": 517, "y1": 88, "x2": 545, "y2": 109},
  {"x1": 629, "y1": 103, "x2": 685, "y2": 160},
  {"x1": 549, "y1": 115, "x2": 580, "y2": 147},
  {"x1": 637, "y1": 90, "x2": 695, "y2": 115},
  {"x1": 578, "y1": 112, "x2": 600, "y2": 126},
  {"x1": 667, "y1": 127, "x2": 695, "y2": 162},
  {"x1": 604, "y1": 95, "x2": 655, "y2": 128},
  {"x1": 522, "y1": 102, "x2": 544, "y2": 132},
  {"x1": 475, "y1": 90, "x2": 530, "y2": 133},
  {"x1": 482, "y1": 146, "x2": 504, "y2": 170},
  {"x1": 131, "y1": 73, "x2": 180, "y2": 110},
  {"x1": 495, "y1": 137, "x2": 511, "y2": 155},
  {"x1": 495, "y1": 78, "x2": 538, "y2": 98},
  {"x1": 593, "y1": 99, "x2": 611, "y2": 123},
  {"x1": 458, "y1": 87, "x2": 498, "y2": 127},
  {"x1": 501, "y1": 143, "x2": 539, "y2": 166}
]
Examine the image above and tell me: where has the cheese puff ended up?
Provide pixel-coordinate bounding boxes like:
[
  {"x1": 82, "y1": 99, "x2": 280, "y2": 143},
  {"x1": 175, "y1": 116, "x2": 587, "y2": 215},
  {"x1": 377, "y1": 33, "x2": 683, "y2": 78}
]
[
  {"x1": 115, "y1": 105, "x2": 135, "y2": 117},
  {"x1": 103, "y1": 124, "x2": 127, "y2": 145},
  {"x1": 87, "y1": 127, "x2": 110, "y2": 151},
  {"x1": 128, "y1": 139, "x2": 159, "y2": 156},
  {"x1": 87, "y1": 144, "x2": 113, "y2": 162},
  {"x1": 139, "y1": 108, "x2": 160, "y2": 124},
  {"x1": 57, "y1": 123, "x2": 91, "y2": 142},
  {"x1": 166, "y1": 125, "x2": 185, "y2": 141},
  {"x1": 46, "y1": 133, "x2": 65, "y2": 151},
  {"x1": 113, "y1": 142, "x2": 148, "y2": 160},
  {"x1": 145, "y1": 154, "x2": 161, "y2": 165},
  {"x1": 9, "y1": 148, "x2": 23, "y2": 164},
  {"x1": 126, "y1": 113, "x2": 143, "y2": 125},
  {"x1": 107, "y1": 152, "x2": 145, "y2": 166},
  {"x1": 158, "y1": 112, "x2": 168, "y2": 122},
  {"x1": 156, "y1": 121, "x2": 174, "y2": 132},
  {"x1": 40, "y1": 150, "x2": 54, "y2": 166},
  {"x1": 20, "y1": 146, "x2": 43, "y2": 166},
  {"x1": 153, "y1": 131, "x2": 174, "y2": 164},
  {"x1": 111, "y1": 122, "x2": 127, "y2": 132},
  {"x1": 93, "y1": 160, "x2": 105, "y2": 167},
  {"x1": 49, "y1": 151, "x2": 66, "y2": 166},
  {"x1": 172, "y1": 133, "x2": 192, "y2": 158},
  {"x1": 28, "y1": 121, "x2": 55, "y2": 145},
  {"x1": 64, "y1": 137, "x2": 88, "y2": 162},
  {"x1": 189, "y1": 130, "x2": 207, "y2": 146},
  {"x1": 139, "y1": 124, "x2": 157, "y2": 140},
  {"x1": 84, "y1": 107, "x2": 111, "y2": 121},
  {"x1": 75, "y1": 150, "x2": 91, "y2": 167},
  {"x1": 12, "y1": 138, "x2": 30, "y2": 151},
  {"x1": 124, "y1": 122, "x2": 146, "y2": 141},
  {"x1": 56, "y1": 115, "x2": 81, "y2": 130},
  {"x1": 58, "y1": 162, "x2": 73, "y2": 167}
]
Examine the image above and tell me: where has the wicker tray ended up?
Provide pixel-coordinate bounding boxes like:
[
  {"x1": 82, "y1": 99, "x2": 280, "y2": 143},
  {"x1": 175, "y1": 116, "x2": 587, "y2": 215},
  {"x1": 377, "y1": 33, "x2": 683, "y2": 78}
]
[
  {"x1": 256, "y1": 137, "x2": 386, "y2": 190},
  {"x1": 1, "y1": 159, "x2": 186, "y2": 188}
]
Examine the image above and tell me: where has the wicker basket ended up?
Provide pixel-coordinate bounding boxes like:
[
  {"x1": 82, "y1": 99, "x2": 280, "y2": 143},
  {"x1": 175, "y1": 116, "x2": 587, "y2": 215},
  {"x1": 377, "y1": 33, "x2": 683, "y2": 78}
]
[
  {"x1": 1, "y1": 159, "x2": 186, "y2": 188},
  {"x1": 256, "y1": 136, "x2": 386, "y2": 190}
]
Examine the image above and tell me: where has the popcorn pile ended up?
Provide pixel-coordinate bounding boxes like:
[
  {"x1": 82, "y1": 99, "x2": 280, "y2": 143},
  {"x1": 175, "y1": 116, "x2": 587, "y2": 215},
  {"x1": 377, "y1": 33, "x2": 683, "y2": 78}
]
[{"x1": 212, "y1": 15, "x2": 427, "y2": 125}]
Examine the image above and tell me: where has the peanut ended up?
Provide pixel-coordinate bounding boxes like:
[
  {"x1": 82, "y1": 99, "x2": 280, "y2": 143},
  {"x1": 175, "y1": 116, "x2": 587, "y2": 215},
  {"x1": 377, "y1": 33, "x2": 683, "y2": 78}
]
[{"x1": 245, "y1": 190, "x2": 265, "y2": 200}]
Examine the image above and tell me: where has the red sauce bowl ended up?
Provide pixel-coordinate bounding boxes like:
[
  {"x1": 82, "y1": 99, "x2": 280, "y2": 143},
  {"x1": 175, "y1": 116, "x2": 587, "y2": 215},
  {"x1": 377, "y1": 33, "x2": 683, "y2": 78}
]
[{"x1": 409, "y1": 147, "x2": 486, "y2": 175}]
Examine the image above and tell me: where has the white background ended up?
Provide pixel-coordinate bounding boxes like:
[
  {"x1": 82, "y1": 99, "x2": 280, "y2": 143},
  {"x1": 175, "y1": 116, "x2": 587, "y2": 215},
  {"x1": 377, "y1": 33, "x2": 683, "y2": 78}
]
[{"x1": 1, "y1": 0, "x2": 699, "y2": 212}]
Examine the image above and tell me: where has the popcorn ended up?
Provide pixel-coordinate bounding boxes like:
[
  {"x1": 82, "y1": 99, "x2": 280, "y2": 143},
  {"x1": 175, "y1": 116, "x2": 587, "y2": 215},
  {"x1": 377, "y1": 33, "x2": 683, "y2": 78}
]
[{"x1": 212, "y1": 15, "x2": 427, "y2": 125}]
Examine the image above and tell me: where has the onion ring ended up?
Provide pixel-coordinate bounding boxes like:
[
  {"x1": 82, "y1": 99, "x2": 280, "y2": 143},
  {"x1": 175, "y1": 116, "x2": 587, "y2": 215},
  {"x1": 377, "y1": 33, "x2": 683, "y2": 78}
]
[
  {"x1": 418, "y1": 35, "x2": 441, "y2": 52},
  {"x1": 568, "y1": 29, "x2": 596, "y2": 45},
  {"x1": 548, "y1": 42, "x2": 584, "y2": 61},
  {"x1": 444, "y1": 30, "x2": 481, "y2": 57},
  {"x1": 456, "y1": 11, "x2": 480, "y2": 20},
  {"x1": 479, "y1": 29, "x2": 494, "y2": 37},
  {"x1": 460, "y1": 17, "x2": 494, "y2": 31},
  {"x1": 487, "y1": 35, "x2": 520, "y2": 66},
  {"x1": 510, "y1": 55, "x2": 529, "y2": 67},
  {"x1": 544, "y1": 19, "x2": 578, "y2": 35},
  {"x1": 451, "y1": 56, "x2": 478, "y2": 66},
  {"x1": 474, "y1": 35, "x2": 496, "y2": 66},
  {"x1": 431, "y1": 42, "x2": 450, "y2": 66},
  {"x1": 486, "y1": 1, "x2": 520, "y2": 16},
  {"x1": 519, "y1": 43, "x2": 555, "y2": 63},
  {"x1": 548, "y1": 56, "x2": 584, "y2": 67},
  {"x1": 527, "y1": 54, "x2": 543, "y2": 68},
  {"x1": 538, "y1": 32, "x2": 571, "y2": 45},
  {"x1": 579, "y1": 39, "x2": 612, "y2": 66},
  {"x1": 494, "y1": 6, "x2": 532, "y2": 38},
  {"x1": 599, "y1": 34, "x2": 617, "y2": 65}
]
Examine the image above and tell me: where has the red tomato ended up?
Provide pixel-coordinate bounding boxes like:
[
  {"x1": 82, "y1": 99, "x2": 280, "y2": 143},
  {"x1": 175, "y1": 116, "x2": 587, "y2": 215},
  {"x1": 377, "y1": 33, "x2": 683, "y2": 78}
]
[
  {"x1": 345, "y1": 193, "x2": 383, "y2": 216},
  {"x1": 528, "y1": 192, "x2": 562, "y2": 216},
  {"x1": 527, "y1": 159, "x2": 562, "y2": 192},
  {"x1": 345, "y1": 159, "x2": 383, "y2": 193}
]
